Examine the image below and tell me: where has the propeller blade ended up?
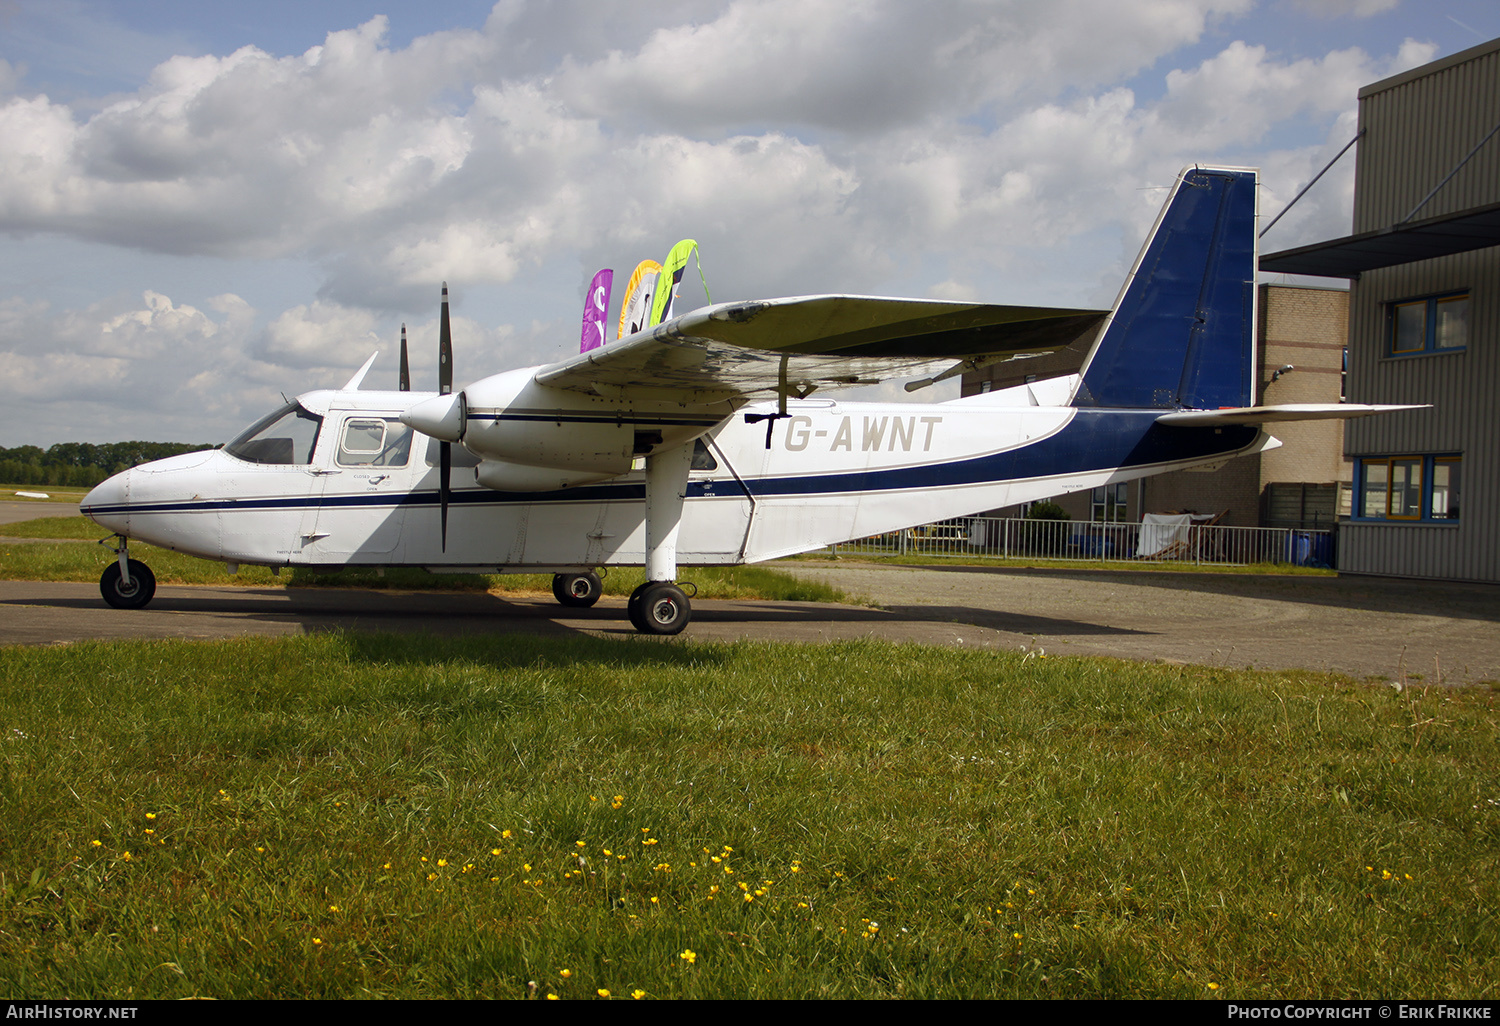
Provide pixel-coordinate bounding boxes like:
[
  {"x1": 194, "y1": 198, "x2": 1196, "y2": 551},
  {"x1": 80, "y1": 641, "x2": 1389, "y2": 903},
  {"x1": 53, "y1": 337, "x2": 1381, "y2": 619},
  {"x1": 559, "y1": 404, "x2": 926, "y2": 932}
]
[
  {"x1": 438, "y1": 284, "x2": 454, "y2": 549},
  {"x1": 439, "y1": 439, "x2": 450, "y2": 552},
  {"x1": 399, "y1": 324, "x2": 410, "y2": 391},
  {"x1": 439, "y1": 282, "x2": 452, "y2": 396}
]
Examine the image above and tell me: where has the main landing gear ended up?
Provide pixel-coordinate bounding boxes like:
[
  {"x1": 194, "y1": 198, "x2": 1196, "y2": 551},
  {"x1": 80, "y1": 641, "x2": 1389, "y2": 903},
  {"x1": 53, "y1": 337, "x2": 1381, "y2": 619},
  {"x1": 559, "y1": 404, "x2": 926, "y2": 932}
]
[
  {"x1": 552, "y1": 442, "x2": 698, "y2": 636},
  {"x1": 627, "y1": 581, "x2": 691, "y2": 635},
  {"x1": 98, "y1": 536, "x2": 156, "y2": 609},
  {"x1": 551, "y1": 571, "x2": 602, "y2": 608}
]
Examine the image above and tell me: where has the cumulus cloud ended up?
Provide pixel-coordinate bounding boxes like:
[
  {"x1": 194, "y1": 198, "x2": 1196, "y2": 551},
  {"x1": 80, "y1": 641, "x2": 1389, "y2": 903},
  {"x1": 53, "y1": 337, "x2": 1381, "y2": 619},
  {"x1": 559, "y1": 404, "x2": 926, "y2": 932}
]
[{"x1": 0, "y1": 1, "x2": 1456, "y2": 442}]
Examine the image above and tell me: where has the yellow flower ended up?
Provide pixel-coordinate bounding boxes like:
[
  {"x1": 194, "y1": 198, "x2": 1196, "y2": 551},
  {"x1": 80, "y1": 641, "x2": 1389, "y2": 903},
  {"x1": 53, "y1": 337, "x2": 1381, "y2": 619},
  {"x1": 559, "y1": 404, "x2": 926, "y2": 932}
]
[
  {"x1": 437, "y1": 859, "x2": 448, "y2": 867},
  {"x1": 1208, "y1": 982, "x2": 1220, "y2": 991},
  {"x1": 632, "y1": 989, "x2": 646, "y2": 1000},
  {"x1": 492, "y1": 848, "x2": 501, "y2": 856},
  {"x1": 547, "y1": 994, "x2": 558, "y2": 1001},
  {"x1": 329, "y1": 905, "x2": 340, "y2": 912},
  {"x1": 313, "y1": 938, "x2": 323, "y2": 946},
  {"x1": 502, "y1": 830, "x2": 512, "y2": 839},
  {"x1": 559, "y1": 969, "x2": 572, "y2": 978},
  {"x1": 91, "y1": 840, "x2": 101, "y2": 847},
  {"x1": 680, "y1": 949, "x2": 696, "y2": 964},
  {"x1": 145, "y1": 812, "x2": 156, "y2": 820},
  {"x1": 120, "y1": 851, "x2": 132, "y2": 861},
  {"x1": 597, "y1": 989, "x2": 610, "y2": 998},
  {"x1": 576, "y1": 841, "x2": 586, "y2": 848}
]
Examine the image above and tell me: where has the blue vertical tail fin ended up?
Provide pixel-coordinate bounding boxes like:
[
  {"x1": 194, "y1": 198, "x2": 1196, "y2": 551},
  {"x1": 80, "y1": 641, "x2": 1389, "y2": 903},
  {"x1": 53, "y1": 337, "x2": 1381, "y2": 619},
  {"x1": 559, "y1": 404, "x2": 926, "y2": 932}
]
[{"x1": 1071, "y1": 166, "x2": 1258, "y2": 411}]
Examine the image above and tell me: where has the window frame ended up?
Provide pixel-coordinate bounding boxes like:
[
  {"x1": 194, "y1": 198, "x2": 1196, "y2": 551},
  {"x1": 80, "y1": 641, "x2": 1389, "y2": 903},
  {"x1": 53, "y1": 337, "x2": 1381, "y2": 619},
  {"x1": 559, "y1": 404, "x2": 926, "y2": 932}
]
[
  {"x1": 1387, "y1": 291, "x2": 1469, "y2": 357},
  {"x1": 1352, "y1": 454, "x2": 1461, "y2": 523}
]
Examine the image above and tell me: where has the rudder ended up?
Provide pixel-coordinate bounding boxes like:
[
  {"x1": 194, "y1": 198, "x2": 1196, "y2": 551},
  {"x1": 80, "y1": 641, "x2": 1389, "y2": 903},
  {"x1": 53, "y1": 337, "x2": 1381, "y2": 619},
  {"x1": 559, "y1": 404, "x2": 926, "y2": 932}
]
[{"x1": 1072, "y1": 166, "x2": 1257, "y2": 411}]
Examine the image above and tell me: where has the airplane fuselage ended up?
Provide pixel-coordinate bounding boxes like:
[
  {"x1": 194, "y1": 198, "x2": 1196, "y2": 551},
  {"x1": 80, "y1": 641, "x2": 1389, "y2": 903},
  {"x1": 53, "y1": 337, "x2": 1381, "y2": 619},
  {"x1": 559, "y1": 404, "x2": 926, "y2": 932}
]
[{"x1": 82, "y1": 379, "x2": 1266, "y2": 574}]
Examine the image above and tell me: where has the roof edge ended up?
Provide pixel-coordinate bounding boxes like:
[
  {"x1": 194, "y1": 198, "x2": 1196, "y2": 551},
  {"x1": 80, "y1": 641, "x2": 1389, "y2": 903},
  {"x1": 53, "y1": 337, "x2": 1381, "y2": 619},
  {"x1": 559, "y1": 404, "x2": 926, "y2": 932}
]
[{"x1": 1359, "y1": 35, "x2": 1500, "y2": 99}]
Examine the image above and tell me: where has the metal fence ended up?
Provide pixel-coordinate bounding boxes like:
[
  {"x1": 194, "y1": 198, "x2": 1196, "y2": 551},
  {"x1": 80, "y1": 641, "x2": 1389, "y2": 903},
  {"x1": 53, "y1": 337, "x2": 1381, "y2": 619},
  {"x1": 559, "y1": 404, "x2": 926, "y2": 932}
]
[{"x1": 823, "y1": 517, "x2": 1335, "y2": 567}]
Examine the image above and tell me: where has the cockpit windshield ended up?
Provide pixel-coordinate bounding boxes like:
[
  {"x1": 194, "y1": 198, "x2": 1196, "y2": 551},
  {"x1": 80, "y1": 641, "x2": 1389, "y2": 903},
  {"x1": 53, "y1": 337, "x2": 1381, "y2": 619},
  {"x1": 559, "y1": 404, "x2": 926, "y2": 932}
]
[{"x1": 225, "y1": 402, "x2": 324, "y2": 465}]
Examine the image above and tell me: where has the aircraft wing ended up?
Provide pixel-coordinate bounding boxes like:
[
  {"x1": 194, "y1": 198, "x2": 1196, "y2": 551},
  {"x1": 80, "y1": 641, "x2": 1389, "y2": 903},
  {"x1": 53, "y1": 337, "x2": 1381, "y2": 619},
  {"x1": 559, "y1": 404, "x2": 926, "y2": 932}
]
[{"x1": 534, "y1": 295, "x2": 1107, "y2": 403}]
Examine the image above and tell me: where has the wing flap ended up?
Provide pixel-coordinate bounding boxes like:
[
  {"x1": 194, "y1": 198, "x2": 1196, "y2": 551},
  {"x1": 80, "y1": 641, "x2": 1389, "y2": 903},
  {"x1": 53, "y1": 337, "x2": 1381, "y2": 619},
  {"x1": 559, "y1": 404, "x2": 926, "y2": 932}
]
[{"x1": 536, "y1": 295, "x2": 1106, "y2": 402}]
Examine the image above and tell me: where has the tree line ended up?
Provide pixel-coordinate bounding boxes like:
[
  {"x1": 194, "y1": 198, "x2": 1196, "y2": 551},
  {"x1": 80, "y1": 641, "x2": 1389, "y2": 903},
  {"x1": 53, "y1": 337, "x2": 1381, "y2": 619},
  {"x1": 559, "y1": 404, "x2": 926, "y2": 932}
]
[{"x1": 1, "y1": 442, "x2": 217, "y2": 488}]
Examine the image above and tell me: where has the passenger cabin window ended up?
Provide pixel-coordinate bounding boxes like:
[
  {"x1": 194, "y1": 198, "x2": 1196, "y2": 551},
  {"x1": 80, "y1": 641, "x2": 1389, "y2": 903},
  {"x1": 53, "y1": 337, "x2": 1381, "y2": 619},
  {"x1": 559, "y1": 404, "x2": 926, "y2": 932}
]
[
  {"x1": 338, "y1": 418, "x2": 413, "y2": 468},
  {"x1": 1390, "y1": 293, "x2": 1468, "y2": 355},
  {"x1": 691, "y1": 438, "x2": 718, "y2": 471},
  {"x1": 225, "y1": 403, "x2": 323, "y2": 465}
]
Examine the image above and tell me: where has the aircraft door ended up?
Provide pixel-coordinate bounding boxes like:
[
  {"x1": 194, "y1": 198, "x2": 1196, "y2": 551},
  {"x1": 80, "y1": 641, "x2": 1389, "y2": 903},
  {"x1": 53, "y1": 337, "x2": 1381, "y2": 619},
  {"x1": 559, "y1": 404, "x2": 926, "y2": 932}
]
[
  {"x1": 308, "y1": 415, "x2": 415, "y2": 559},
  {"x1": 678, "y1": 435, "x2": 755, "y2": 563}
]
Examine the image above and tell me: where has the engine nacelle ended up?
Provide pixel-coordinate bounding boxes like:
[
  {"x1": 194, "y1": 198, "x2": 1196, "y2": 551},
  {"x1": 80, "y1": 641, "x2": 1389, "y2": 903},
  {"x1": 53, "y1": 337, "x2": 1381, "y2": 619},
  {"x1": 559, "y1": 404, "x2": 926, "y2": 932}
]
[{"x1": 415, "y1": 366, "x2": 708, "y2": 475}]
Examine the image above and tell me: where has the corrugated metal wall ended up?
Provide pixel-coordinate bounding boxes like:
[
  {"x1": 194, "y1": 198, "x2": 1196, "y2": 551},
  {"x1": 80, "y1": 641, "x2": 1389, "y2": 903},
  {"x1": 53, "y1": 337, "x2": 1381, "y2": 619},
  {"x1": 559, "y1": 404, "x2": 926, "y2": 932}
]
[{"x1": 1341, "y1": 38, "x2": 1500, "y2": 582}]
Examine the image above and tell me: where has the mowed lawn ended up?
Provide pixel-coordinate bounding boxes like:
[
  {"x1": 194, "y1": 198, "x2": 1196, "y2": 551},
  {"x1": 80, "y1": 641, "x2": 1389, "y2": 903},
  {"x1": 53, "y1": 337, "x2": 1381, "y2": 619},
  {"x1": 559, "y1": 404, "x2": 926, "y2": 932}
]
[{"x1": 2, "y1": 632, "x2": 1496, "y2": 999}]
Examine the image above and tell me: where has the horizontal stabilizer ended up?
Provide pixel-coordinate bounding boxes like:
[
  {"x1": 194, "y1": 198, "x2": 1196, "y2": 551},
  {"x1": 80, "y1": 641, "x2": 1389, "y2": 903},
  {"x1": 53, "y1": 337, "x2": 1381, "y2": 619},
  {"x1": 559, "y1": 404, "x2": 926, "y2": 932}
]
[{"x1": 1155, "y1": 403, "x2": 1426, "y2": 426}]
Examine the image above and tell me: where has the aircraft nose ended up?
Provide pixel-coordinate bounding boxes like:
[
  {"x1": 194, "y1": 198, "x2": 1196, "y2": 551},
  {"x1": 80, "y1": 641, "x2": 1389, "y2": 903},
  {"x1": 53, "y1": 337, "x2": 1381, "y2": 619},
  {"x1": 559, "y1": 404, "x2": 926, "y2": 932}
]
[{"x1": 82, "y1": 469, "x2": 132, "y2": 534}]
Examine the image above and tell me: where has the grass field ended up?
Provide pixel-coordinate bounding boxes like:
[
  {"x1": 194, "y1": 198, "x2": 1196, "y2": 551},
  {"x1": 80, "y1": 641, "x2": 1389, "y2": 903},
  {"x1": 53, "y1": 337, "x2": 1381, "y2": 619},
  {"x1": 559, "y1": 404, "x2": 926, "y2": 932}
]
[
  {"x1": 2, "y1": 632, "x2": 1496, "y2": 999},
  {"x1": 1, "y1": 486, "x2": 91, "y2": 505}
]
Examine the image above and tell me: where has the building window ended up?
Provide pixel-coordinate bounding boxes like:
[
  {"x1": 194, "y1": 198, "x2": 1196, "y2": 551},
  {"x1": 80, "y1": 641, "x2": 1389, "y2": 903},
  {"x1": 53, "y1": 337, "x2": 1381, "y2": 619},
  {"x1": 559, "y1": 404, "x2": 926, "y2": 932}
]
[
  {"x1": 1091, "y1": 483, "x2": 1129, "y2": 522},
  {"x1": 1354, "y1": 455, "x2": 1460, "y2": 521},
  {"x1": 1389, "y1": 292, "x2": 1468, "y2": 355}
]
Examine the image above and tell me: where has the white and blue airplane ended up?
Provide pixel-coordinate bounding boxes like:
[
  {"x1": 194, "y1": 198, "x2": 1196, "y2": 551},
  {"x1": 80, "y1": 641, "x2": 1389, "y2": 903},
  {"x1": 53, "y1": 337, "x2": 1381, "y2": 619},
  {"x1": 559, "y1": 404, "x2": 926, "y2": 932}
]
[{"x1": 81, "y1": 166, "x2": 1411, "y2": 633}]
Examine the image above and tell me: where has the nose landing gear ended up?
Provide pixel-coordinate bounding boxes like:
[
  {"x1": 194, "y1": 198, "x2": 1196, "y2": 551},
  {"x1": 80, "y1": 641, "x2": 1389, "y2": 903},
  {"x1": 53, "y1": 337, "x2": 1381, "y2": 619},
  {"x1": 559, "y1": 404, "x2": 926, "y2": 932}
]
[{"x1": 98, "y1": 536, "x2": 156, "y2": 609}]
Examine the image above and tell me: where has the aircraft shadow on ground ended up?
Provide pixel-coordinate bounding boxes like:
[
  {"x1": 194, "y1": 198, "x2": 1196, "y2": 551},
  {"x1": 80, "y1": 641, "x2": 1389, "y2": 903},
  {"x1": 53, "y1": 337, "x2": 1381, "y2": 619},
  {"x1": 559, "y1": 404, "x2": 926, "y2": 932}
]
[
  {"x1": 0, "y1": 586, "x2": 1144, "y2": 652},
  {"x1": 898, "y1": 563, "x2": 1500, "y2": 623}
]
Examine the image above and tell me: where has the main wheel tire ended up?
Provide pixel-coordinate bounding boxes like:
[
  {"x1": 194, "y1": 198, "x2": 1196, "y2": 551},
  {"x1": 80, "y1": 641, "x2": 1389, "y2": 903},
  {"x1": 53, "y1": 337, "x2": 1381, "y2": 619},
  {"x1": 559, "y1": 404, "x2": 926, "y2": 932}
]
[
  {"x1": 552, "y1": 571, "x2": 602, "y2": 608},
  {"x1": 100, "y1": 560, "x2": 156, "y2": 610},
  {"x1": 628, "y1": 581, "x2": 691, "y2": 636}
]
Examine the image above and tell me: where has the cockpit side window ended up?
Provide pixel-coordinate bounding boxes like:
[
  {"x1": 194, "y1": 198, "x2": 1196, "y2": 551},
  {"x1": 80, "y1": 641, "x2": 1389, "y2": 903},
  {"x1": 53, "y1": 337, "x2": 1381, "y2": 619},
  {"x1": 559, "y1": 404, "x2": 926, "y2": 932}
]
[
  {"x1": 225, "y1": 402, "x2": 324, "y2": 465},
  {"x1": 338, "y1": 418, "x2": 412, "y2": 467}
]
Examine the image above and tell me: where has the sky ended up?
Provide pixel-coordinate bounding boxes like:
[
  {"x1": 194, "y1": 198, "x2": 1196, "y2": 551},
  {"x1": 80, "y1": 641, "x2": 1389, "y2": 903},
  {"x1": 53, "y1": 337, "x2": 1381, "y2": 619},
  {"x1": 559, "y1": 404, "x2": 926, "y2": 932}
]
[{"x1": 2, "y1": 0, "x2": 1498, "y2": 446}]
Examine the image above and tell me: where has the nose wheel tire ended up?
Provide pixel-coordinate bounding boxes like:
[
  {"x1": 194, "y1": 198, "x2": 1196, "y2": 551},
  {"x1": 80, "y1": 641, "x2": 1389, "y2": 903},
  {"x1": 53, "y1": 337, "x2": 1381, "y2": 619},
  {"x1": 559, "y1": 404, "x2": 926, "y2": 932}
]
[
  {"x1": 627, "y1": 581, "x2": 691, "y2": 635},
  {"x1": 100, "y1": 560, "x2": 157, "y2": 609},
  {"x1": 552, "y1": 571, "x2": 602, "y2": 608}
]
